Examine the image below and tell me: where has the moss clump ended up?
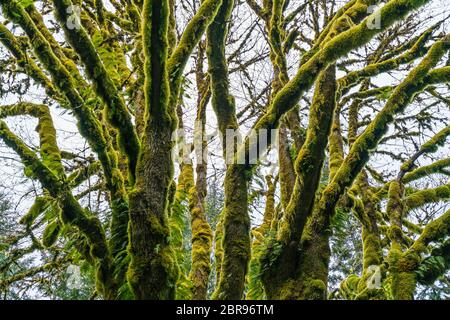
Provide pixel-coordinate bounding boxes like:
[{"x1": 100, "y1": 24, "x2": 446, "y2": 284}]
[{"x1": 188, "y1": 190, "x2": 213, "y2": 300}]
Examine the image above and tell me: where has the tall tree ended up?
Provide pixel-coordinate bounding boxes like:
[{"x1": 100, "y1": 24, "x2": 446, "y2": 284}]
[{"x1": 0, "y1": 0, "x2": 448, "y2": 300}]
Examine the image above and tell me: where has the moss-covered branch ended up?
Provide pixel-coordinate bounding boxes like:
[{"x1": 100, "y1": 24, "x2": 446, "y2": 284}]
[
  {"x1": 399, "y1": 125, "x2": 450, "y2": 178},
  {"x1": 0, "y1": 0, "x2": 122, "y2": 196},
  {"x1": 411, "y1": 209, "x2": 450, "y2": 253},
  {"x1": 337, "y1": 26, "x2": 435, "y2": 97},
  {"x1": 314, "y1": 35, "x2": 449, "y2": 227},
  {"x1": 188, "y1": 164, "x2": 213, "y2": 300},
  {"x1": 0, "y1": 119, "x2": 116, "y2": 298},
  {"x1": 237, "y1": 0, "x2": 434, "y2": 175},
  {"x1": 0, "y1": 103, "x2": 65, "y2": 177},
  {"x1": 247, "y1": 175, "x2": 276, "y2": 300},
  {"x1": 277, "y1": 65, "x2": 337, "y2": 246},
  {"x1": 207, "y1": 0, "x2": 251, "y2": 300}
]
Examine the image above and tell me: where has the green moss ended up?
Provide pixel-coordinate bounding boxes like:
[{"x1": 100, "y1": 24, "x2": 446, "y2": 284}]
[
  {"x1": 404, "y1": 184, "x2": 450, "y2": 211},
  {"x1": 246, "y1": 175, "x2": 276, "y2": 300},
  {"x1": 168, "y1": 164, "x2": 199, "y2": 299},
  {"x1": 426, "y1": 66, "x2": 450, "y2": 84},
  {"x1": 207, "y1": 0, "x2": 252, "y2": 300},
  {"x1": 411, "y1": 209, "x2": 450, "y2": 252},
  {"x1": 52, "y1": 0, "x2": 140, "y2": 184},
  {"x1": 256, "y1": 0, "x2": 433, "y2": 138},
  {"x1": 277, "y1": 65, "x2": 337, "y2": 247},
  {"x1": 302, "y1": 279, "x2": 327, "y2": 300},
  {"x1": 125, "y1": 0, "x2": 185, "y2": 300},
  {"x1": 387, "y1": 244, "x2": 422, "y2": 300},
  {"x1": 0, "y1": 121, "x2": 62, "y2": 196},
  {"x1": 19, "y1": 196, "x2": 51, "y2": 226},
  {"x1": 416, "y1": 240, "x2": 450, "y2": 285},
  {"x1": 188, "y1": 189, "x2": 213, "y2": 300},
  {"x1": 212, "y1": 211, "x2": 225, "y2": 292},
  {"x1": 212, "y1": 164, "x2": 251, "y2": 300},
  {"x1": 403, "y1": 158, "x2": 450, "y2": 183},
  {"x1": 42, "y1": 219, "x2": 61, "y2": 248},
  {"x1": 262, "y1": 66, "x2": 336, "y2": 298},
  {"x1": 337, "y1": 25, "x2": 433, "y2": 96},
  {"x1": 0, "y1": 119, "x2": 117, "y2": 297},
  {"x1": 340, "y1": 274, "x2": 361, "y2": 299},
  {"x1": 0, "y1": 103, "x2": 65, "y2": 177},
  {"x1": 0, "y1": 22, "x2": 61, "y2": 100},
  {"x1": 362, "y1": 230, "x2": 382, "y2": 269},
  {"x1": 0, "y1": 2, "x2": 128, "y2": 238}
]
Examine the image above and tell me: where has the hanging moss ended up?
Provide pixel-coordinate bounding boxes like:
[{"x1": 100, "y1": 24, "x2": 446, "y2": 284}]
[
  {"x1": 404, "y1": 183, "x2": 450, "y2": 211},
  {"x1": 42, "y1": 219, "x2": 61, "y2": 248}
]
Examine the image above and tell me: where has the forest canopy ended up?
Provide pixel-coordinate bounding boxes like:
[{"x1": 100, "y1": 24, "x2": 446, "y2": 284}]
[{"x1": 0, "y1": 0, "x2": 449, "y2": 300}]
